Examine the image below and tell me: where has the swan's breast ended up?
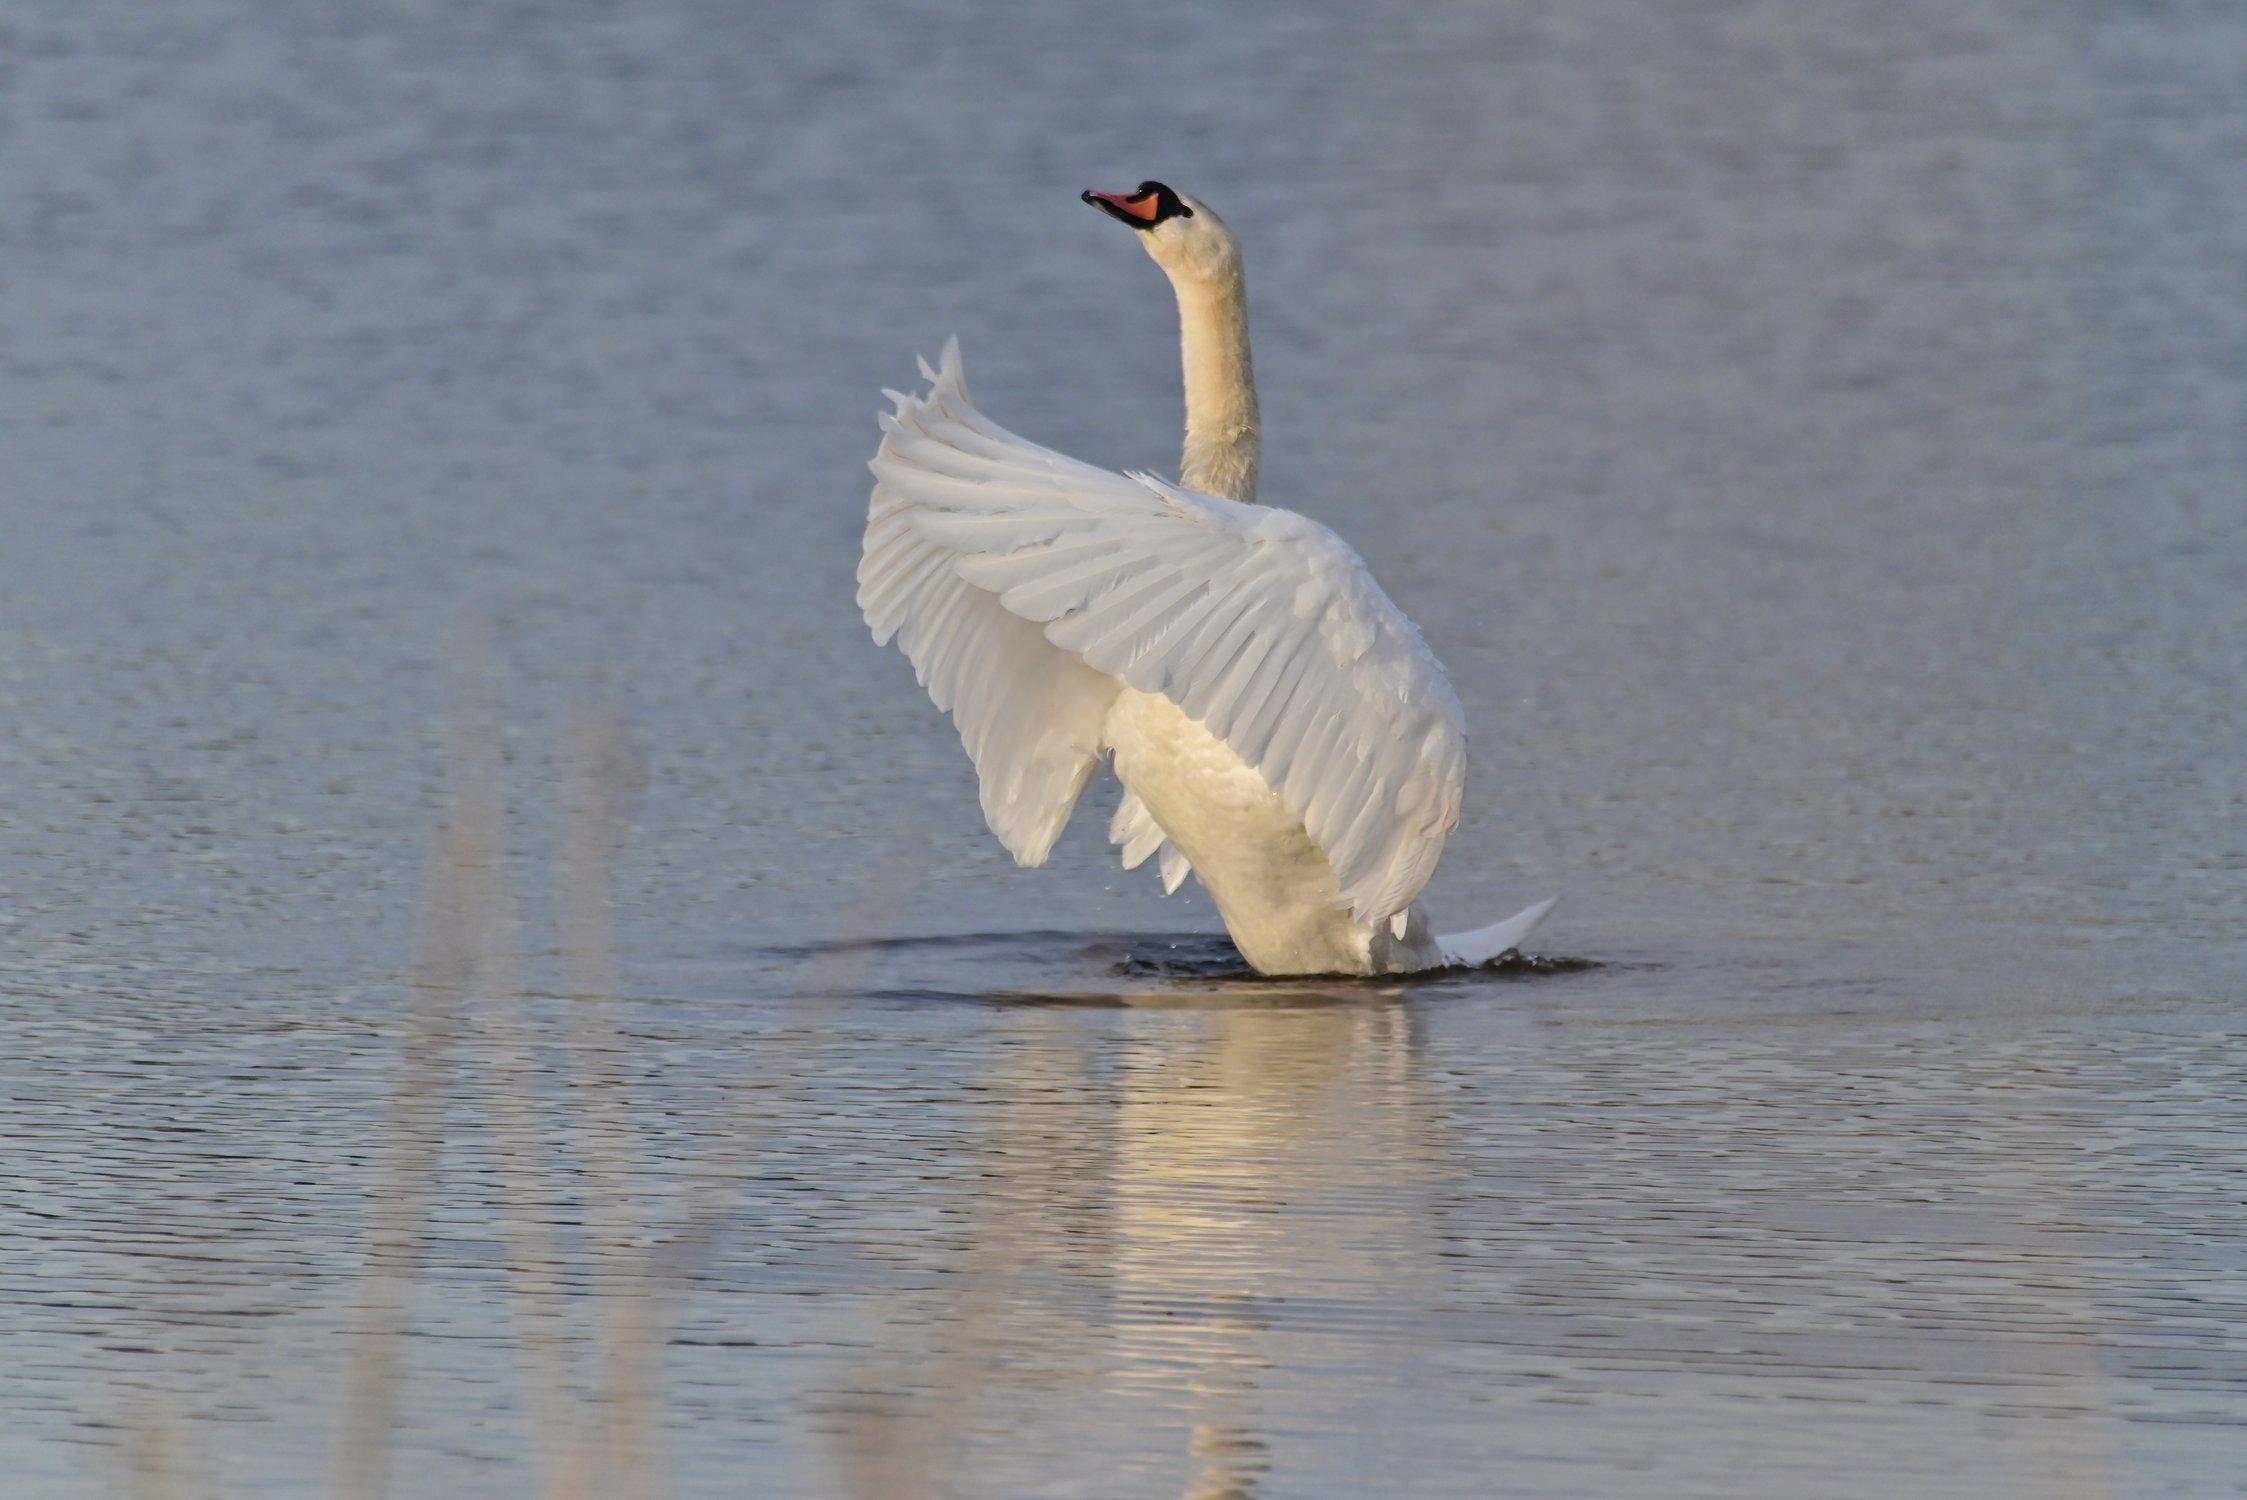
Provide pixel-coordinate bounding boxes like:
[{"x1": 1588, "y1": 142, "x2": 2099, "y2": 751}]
[{"x1": 1103, "y1": 688, "x2": 1372, "y2": 975}]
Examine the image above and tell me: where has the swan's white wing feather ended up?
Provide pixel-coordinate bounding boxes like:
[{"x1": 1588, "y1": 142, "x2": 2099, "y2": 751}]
[
  {"x1": 864, "y1": 339, "x2": 1466, "y2": 924},
  {"x1": 1158, "y1": 841, "x2": 1193, "y2": 896},
  {"x1": 1108, "y1": 785, "x2": 1194, "y2": 892},
  {"x1": 1108, "y1": 787, "x2": 1167, "y2": 869},
  {"x1": 858, "y1": 353, "x2": 1119, "y2": 866}
]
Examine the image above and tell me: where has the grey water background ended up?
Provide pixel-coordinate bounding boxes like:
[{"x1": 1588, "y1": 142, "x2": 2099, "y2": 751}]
[{"x1": 3, "y1": 0, "x2": 2244, "y2": 1495}]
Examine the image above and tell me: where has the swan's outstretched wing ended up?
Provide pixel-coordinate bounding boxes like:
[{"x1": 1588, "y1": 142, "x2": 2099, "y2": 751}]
[
  {"x1": 858, "y1": 361, "x2": 1120, "y2": 866},
  {"x1": 860, "y1": 340, "x2": 1466, "y2": 924}
]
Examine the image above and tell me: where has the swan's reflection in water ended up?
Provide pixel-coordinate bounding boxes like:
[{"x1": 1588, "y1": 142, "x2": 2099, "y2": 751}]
[
  {"x1": 838, "y1": 986, "x2": 1442, "y2": 1499},
  {"x1": 1108, "y1": 1001, "x2": 1417, "y2": 1500}
]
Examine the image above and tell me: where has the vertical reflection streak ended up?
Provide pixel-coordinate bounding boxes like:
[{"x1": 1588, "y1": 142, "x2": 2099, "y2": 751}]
[{"x1": 841, "y1": 992, "x2": 1448, "y2": 1499}]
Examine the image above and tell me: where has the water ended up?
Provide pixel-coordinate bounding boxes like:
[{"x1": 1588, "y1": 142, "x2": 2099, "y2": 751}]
[{"x1": 3, "y1": 1, "x2": 2244, "y2": 1495}]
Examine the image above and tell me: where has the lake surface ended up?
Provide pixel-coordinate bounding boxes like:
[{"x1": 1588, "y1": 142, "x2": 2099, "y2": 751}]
[{"x1": 3, "y1": 1, "x2": 2244, "y2": 1495}]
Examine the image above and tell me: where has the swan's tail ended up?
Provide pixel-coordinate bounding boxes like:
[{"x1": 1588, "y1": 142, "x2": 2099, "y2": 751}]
[{"x1": 1437, "y1": 897, "x2": 1558, "y2": 968}]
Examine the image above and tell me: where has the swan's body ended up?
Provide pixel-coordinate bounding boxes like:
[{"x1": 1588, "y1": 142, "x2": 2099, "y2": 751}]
[
  {"x1": 1106, "y1": 688, "x2": 1383, "y2": 973},
  {"x1": 857, "y1": 183, "x2": 1553, "y2": 975}
]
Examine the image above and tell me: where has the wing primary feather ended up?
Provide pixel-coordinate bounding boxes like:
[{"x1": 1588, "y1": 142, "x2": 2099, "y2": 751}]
[
  {"x1": 1231, "y1": 633, "x2": 1320, "y2": 768},
  {"x1": 1080, "y1": 576, "x2": 1212, "y2": 672},
  {"x1": 1188, "y1": 620, "x2": 1285, "y2": 734},
  {"x1": 1172, "y1": 620, "x2": 1261, "y2": 723}
]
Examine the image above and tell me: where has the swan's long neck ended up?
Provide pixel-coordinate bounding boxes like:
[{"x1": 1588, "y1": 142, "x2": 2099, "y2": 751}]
[{"x1": 1170, "y1": 270, "x2": 1260, "y2": 504}]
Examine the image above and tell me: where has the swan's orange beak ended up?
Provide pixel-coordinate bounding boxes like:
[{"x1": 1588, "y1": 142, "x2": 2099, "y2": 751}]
[{"x1": 1083, "y1": 187, "x2": 1161, "y2": 228}]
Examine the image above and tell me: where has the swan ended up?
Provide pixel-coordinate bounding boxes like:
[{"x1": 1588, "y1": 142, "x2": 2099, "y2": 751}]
[{"x1": 857, "y1": 181, "x2": 1554, "y2": 975}]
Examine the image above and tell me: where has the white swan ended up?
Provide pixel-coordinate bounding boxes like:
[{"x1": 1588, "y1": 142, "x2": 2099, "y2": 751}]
[{"x1": 857, "y1": 181, "x2": 1554, "y2": 975}]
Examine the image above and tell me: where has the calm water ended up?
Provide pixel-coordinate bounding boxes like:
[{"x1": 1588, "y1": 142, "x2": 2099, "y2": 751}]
[{"x1": 3, "y1": 1, "x2": 2245, "y2": 1495}]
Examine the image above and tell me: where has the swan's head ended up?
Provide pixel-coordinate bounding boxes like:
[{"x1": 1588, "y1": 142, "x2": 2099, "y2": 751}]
[{"x1": 1082, "y1": 181, "x2": 1241, "y2": 285}]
